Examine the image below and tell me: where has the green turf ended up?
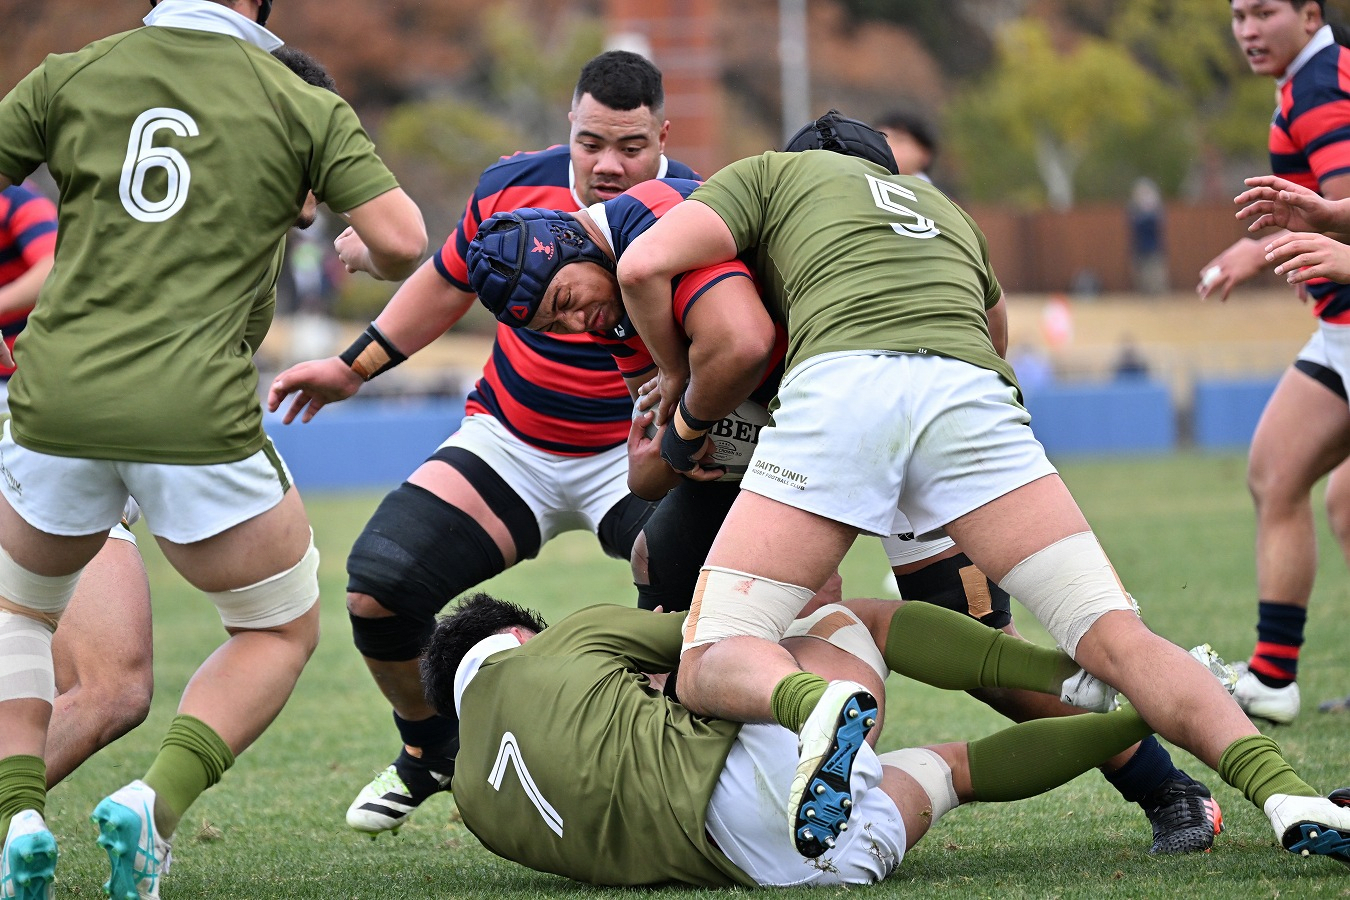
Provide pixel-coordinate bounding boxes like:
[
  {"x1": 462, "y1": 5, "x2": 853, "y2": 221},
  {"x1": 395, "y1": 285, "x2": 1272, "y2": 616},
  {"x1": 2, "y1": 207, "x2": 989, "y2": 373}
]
[{"x1": 41, "y1": 452, "x2": 1350, "y2": 897}]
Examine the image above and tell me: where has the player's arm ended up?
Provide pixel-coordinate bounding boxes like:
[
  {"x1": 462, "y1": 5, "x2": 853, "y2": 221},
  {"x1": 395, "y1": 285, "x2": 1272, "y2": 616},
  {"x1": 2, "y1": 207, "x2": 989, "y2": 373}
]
[
  {"x1": 267, "y1": 259, "x2": 475, "y2": 424},
  {"x1": 334, "y1": 187, "x2": 427, "y2": 282},
  {"x1": 681, "y1": 274, "x2": 774, "y2": 425},
  {"x1": 617, "y1": 199, "x2": 739, "y2": 425},
  {"x1": 0, "y1": 254, "x2": 51, "y2": 318}
]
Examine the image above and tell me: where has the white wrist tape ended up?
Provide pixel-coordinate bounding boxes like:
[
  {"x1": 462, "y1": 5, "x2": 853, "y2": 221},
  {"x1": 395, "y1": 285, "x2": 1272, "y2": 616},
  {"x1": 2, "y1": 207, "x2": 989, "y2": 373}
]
[
  {"x1": 682, "y1": 566, "x2": 814, "y2": 654},
  {"x1": 783, "y1": 603, "x2": 888, "y2": 684}
]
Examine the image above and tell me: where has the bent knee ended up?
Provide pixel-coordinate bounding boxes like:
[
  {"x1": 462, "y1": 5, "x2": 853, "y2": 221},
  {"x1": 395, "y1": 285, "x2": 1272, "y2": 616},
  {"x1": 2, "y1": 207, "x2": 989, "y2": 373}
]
[{"x1": 347, "y1": 591, "x2": 394, "y2": 618}]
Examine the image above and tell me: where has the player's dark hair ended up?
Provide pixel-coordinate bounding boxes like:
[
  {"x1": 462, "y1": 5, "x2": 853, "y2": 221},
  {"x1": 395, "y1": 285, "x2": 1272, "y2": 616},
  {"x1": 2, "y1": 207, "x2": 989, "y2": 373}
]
[
  {"x1": 573, "y1": 50, "x2": 665, "y2": 112},
  {"x1": 421, "y1": 593, "x2": 548, "y2": 718},
  {"x1": 875, "y1": 107, "x2": 940, "y2": 158},
  {"x1": 272, "y1": 46, "x2": 337, "y2": 94}
]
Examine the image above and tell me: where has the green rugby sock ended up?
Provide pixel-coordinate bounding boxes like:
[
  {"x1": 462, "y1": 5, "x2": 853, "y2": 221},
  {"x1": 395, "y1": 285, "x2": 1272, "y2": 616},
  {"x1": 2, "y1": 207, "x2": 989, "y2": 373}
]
[
  {"x1": 1217, "y1": 734, "x2": 1317, "y2": 809},
  {"x1": 771, "y1": 672, "x2": 829, "y2": 733},
  {"x1": 883, "y1": 601, "x2": 1080, "y2": 693},
  {"x1": 0, "y1": 755, "x2": 46, "y2": 837},
  {"x1": 143, "y1": 715, "x2": 235, "y2": 838},
  {"x1": 968, "y1": 705, "x2": 1153, "y2": 801}
]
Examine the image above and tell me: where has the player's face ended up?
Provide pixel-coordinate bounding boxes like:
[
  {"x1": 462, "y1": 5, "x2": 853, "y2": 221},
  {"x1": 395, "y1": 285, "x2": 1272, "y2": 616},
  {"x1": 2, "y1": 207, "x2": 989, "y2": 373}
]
[
  {"x1": 879, "y1": 128, "x2": 932, "y2": 177},
  {"x1": 1231, "y1": 0, "x2": 1322, "y2": 77},
  {"x1": 569, "y1": 94, "x2": 669, "y2": 206},
  {"x1": 527, "y1": 262, "x2": 623, "y2": 334}
]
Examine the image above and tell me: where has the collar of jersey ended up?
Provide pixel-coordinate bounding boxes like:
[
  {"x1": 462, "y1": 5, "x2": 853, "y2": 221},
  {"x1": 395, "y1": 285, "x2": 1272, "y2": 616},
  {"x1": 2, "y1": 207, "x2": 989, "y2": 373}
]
[
  {"x1": 454, "y1": 632, "x2": 523, "y2": 714},
  {"x1": 1278, "y1": 24, "x2": 1333, "y2": 90},
  {"x1": 144, "y1": 0, "x2": 283, "y2": 53}
]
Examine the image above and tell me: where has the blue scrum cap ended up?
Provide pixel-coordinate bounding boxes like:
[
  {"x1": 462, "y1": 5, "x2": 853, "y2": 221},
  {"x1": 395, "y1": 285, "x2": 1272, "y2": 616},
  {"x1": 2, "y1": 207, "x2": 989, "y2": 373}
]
[{"x1": 467, "y1": 208, "x2": 615, "y2": 327}]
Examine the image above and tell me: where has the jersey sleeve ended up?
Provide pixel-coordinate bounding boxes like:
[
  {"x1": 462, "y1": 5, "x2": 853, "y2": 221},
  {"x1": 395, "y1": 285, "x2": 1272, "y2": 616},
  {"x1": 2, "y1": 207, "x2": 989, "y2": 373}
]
[
  {"x1": 689, "y1": 155, "x2": 770, "y2": 253},
  {"x1": 957, "y1": 206, "x2": 1003, "y2": 309},
  {"x1": 671, "y1": 261, "x2": 753, "y2": 326},
  {"x1": 433, "y1": 190, "x2": 482, "y2": 291},
  {"x1": 0, "y1": 65, "x2": 52, "y2": 184},
  {"x1": 589, "y1": 330, "x2": 655, "y2": 381},
  {"x1": 543, "y1": 605, "x2": 687, "y2": 673},
  {"x1": 307, "y1": 98, "x2": 400, "y2": 215}
]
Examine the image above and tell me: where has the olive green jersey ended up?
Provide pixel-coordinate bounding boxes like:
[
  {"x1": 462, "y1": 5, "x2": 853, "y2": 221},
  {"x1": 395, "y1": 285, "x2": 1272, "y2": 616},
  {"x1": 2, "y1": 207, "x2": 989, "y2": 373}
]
[
  {"x1": 453, "y1": 606, "x2": 754, "y2": 888},
  {"x1": 691, "y1": 150, "x2": 1017, "y2": 392},
  {"x1": 0, "y1": 15, "x2": 399, "y2": 463}
]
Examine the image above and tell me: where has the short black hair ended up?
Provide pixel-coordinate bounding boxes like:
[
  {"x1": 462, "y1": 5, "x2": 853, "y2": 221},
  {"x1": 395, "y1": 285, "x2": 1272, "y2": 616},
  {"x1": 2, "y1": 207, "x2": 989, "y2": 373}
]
[
  {"x1": 573, "y1": 50, "x2": 664, "y2": 112},
  {"x1": 420, "y1": 593, "x2": 548, "y2": 718},
  {"x1": 875, "y1": 107, "x2": 939, "y2": 156},
  {"x1": 273, "y1": 46, "x2": 338, "y2": 94}
]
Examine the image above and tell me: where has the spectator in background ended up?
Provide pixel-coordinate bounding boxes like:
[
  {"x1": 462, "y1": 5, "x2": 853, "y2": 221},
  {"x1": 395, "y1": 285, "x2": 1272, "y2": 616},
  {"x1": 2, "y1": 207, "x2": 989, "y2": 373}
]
[
  {"x1": 875, "y1": 107, "x2": 939, "y2": 181},
  {"x1": 1128, "y1": 177, "x2": 1168, "y2": 295},
  {"x1": 1113, "y1": 334, "x2": 1151, "y2": 381},
  {"x1": 0, "y1": 182, "x2": 55, "y2": 412}
]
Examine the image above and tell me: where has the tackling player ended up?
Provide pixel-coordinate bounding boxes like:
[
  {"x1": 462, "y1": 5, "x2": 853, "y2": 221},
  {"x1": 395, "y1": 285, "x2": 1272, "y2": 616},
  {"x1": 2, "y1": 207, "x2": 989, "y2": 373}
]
[{"x1": 424, "y1": 593, "x2": 1236, "y2": 887}]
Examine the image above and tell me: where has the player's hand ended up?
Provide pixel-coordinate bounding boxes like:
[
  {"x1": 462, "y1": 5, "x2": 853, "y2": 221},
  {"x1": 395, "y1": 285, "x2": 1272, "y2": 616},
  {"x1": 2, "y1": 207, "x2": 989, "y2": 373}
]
[
  {"x1": 635, "y1": 375, "x2": 663, "y2": 416},
  {"x1": 334, "y1": 227, "x2": 374, "y2": 275},
  {"x1": 267, "y1": 356, "x2": 364, "y2": 424},
  {"x1": 1235, "y1": 175, "x2": 1339, "y2": 234},
  {"x1": 1196, "y1": 238, "x2": 1268, "y2": 301},
  {"x1": 1264, "y1": 231, "x2": 1350, "y2": 286},
  {"x1": 626, "y1": 411, "x2": 681, "y2": 500},
  {"x1": 652, "y1": 366, "x2": 688, "y2": 427}
]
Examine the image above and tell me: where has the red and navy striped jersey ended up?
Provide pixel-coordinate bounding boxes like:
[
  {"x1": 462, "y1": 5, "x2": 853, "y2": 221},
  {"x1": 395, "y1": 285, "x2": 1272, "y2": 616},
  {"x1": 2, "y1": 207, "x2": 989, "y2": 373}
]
[
  {"x1": 432, "y1": 145, "x2": 697, "y2": 455},
  {"x1": 588, "y1": 179, "x2": 787, "y2": 408},
  {"x1": 0, "y1": 183, "x2": 57, "y2": 379},
  {"x1": 1271, "y1": 32, "x2": 1350, "y2": 322}
]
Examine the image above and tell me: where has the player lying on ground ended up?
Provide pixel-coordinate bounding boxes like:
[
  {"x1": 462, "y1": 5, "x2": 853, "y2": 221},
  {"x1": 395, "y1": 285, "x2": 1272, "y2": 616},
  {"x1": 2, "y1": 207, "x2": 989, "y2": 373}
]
[{"x1": 422, "y1": 593, "x2": 1241, "y2": 887}]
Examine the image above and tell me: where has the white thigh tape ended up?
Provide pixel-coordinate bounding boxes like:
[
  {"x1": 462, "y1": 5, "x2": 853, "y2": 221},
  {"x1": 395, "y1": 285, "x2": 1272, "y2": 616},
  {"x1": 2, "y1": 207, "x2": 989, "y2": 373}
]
[
  {"x1": 0, "y1": 610, "x2": 55, "y2": 702},
  {"x1": 878, "y1": 747, "x2": 958, "y2": 825},
  {"x1": 682, "y1": 566, "x2": 814, "y2": 653},
  {"x1": 208, "y1": 538, "x2": 319, "y2": 630},
  {"x1": 0, "y1": 543, "x2": 81, "y2": 617},
  {"x1": 997, "y1": 531, "x2": 1134, "y2": 657},
  {"x1": 783, "y1": 604, "x2": 888, "y2": 684}
]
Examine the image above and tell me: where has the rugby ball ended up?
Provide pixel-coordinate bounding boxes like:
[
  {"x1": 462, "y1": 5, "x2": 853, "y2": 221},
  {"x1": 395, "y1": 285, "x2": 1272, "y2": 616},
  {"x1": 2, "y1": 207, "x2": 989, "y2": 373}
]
[{"x1": 645, "y1": 400, "x2": 770, "y2": 482}]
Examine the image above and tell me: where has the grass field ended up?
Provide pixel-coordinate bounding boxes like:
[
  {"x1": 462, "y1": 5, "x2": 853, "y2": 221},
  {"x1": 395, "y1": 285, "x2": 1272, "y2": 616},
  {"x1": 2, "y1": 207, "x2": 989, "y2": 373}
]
[{"x1": 37, "y1": 451, "x2": 1350, "y2": 898}]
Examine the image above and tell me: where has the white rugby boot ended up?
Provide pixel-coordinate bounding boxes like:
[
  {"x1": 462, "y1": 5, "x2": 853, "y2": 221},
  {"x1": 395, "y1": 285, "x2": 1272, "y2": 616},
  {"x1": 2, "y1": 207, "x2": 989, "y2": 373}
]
[{"x1": 1232, "y1": 662, "x2": 1300, "y2": 725}]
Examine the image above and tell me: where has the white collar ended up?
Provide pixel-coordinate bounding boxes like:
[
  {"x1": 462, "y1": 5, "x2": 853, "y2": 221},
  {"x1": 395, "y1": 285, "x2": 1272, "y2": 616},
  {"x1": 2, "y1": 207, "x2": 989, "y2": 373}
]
[
  {"x1": 453, "y1": 632, "x2": 522, "y2": 714},
  {"x1": 584, "y1": 201, "x2": 616, "y2": 257},
  {"x1": 144, "y1": 0, "x2": 283, "y2": 53},
  {"x1": 568, "y1": 154, "x2": 672, "y2": 209},
  {"x1": 1278, "y1": 24, "x2": 1333, "y2": 89}
]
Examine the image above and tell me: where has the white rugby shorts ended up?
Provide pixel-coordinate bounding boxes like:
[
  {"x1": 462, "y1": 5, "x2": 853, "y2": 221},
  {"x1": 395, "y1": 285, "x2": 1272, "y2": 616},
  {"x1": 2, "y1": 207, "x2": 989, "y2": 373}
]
[
  {"x1": 0, "y1": 420, "x2": 291, "y2": 544},
  {"x1": 880, "y1": 509, "x2": 957, "y2": 567},
  {"x1": 740, "y1": 351, "x2": 1058, "y2": 539},
  {"x1": 1296, "y1": 322, "x2": 1350, "y2": 406},
  {"x1": 440, "y1": 413, "x2": 632, "y2": 543},
  {"x1": 706, "y1": 722, "x2": 904, "y2": 886}
]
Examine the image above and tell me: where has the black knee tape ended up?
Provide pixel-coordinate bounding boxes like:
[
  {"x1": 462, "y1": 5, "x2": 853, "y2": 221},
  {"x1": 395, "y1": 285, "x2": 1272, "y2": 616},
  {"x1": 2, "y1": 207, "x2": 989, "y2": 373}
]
[
  {"x1": 638, "y1": 481, "x2": 740, "y2": 612},
  {"x1": 350, "y1": 610, "x2": 435, "y2": 662},
  {"x1": 598, "y1": 493, "x2": 658, "y2": 561},
  {"x1": 895, "y1": 552, "x2": 1012, "y2": 629},
  {"x1": 428, "y1": 446, "x2": 542, "y2": 559},
  {"x1": 346, "y1": 482, "x2": 507, "y2": 625}
]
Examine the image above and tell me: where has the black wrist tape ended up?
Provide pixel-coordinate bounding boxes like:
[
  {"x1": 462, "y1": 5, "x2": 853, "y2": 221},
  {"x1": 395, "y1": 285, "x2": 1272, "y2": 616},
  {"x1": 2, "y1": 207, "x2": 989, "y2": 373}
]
[
  {"x1": 340, "y1": 323, "x2": 407, "y2": 381},
  {"x1": 677, "y1": 394, "x2": 717, "y2": 434}
]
